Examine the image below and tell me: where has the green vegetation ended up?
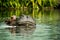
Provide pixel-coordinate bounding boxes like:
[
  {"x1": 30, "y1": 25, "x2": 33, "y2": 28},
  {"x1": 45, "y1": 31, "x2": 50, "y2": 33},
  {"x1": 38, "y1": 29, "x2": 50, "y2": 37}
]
[
  {"x1": 0, "y1": 0, "x2": 59, "y2": 9},
  {"x1": 0, "y1": 9, "x2": 60, "y2": 23}
]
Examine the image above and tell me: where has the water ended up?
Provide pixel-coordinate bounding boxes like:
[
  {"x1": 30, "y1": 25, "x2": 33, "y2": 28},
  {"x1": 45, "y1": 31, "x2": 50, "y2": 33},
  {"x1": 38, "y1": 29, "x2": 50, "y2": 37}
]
[{"x1": 0, "y1": 9, "x2": 60, "y2": 40}]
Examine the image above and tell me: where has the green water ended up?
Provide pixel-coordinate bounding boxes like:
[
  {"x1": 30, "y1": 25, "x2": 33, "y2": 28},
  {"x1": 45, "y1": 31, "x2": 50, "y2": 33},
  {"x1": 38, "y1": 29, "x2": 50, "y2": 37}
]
[{"x1": 0, "y1": 9, "x2": 60, "y2": 40}]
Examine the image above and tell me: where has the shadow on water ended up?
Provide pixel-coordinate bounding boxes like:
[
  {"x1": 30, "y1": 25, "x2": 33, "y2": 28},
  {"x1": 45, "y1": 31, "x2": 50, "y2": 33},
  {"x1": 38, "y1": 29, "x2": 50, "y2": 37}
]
[{"x1": 0, "y1": 9, "x2": 60, "y2": 40}]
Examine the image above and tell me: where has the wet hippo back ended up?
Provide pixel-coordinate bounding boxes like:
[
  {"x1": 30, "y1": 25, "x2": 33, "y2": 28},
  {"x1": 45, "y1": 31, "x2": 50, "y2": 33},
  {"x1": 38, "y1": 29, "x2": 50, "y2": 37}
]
[{"x1": 17, "y1": 14, "x2": 35, "y2": 25}]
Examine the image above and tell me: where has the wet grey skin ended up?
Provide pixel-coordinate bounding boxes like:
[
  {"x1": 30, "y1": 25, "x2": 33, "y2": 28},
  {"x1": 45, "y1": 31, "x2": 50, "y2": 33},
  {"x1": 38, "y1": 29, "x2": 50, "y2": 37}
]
[
  {"x1": 16, "y1": 14, "x2": 36, "y2": 33},
  {"x1": 16, "y1": 14, "x2": 36, "y2": 27}
]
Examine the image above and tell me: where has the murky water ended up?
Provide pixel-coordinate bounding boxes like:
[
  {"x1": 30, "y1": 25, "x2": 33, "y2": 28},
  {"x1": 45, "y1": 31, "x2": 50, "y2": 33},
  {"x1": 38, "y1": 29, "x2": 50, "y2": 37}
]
[{"x1": 0, "y1": 9, "x2": 60, "y2": 40}]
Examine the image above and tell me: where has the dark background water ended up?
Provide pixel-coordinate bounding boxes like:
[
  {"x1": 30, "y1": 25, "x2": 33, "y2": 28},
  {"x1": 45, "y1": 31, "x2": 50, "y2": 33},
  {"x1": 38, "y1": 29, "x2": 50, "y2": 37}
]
[{"x1": 0, "y1": 9, "x2": 60, "y2": 40}]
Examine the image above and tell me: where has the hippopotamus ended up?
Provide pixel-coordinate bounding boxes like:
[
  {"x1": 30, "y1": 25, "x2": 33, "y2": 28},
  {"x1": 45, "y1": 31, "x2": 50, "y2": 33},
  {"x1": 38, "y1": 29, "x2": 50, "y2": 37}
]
[
  {"x1": 5, "y1": 14, "x2": 36, "y2": 34},
  {"x1": 16, "y1": 14, "x2": 36, "y2": 33}
]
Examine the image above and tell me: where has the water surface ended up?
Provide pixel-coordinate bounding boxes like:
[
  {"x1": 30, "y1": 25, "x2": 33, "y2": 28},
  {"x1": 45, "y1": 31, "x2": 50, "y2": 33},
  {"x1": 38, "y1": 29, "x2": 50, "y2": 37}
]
[{"x1": 0, "y1": 9, "x2": 60, "y2": 40}]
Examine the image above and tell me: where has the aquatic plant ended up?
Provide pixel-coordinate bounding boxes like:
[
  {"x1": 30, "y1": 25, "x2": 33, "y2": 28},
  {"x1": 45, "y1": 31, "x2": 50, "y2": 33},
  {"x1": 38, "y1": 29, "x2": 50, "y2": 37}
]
[{"x1": 0, "y1": 0, "x2": 59, "y2": 9}]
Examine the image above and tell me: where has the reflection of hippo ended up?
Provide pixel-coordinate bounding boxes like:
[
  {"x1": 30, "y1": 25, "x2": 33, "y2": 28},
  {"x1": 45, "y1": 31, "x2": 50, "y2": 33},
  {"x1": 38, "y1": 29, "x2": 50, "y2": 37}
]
[
  {"x1": 5, "y1": 14, "x2": 36, "y2": 34},
  {"x1": 16, "y1": 26, "x2": 36, "y2": 36}
]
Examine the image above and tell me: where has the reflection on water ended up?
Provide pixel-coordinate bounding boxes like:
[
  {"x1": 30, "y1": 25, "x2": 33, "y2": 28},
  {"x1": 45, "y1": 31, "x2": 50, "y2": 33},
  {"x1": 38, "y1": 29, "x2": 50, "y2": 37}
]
[{"x1": 0, "y1": 9, "x2": 60, "y2": 40}]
